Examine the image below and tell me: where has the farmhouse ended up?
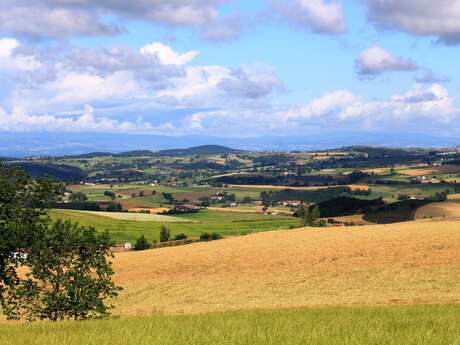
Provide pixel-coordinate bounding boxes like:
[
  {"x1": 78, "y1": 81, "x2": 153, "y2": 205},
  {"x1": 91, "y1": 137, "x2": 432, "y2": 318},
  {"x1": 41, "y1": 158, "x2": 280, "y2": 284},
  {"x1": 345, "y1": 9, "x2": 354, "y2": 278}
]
[
  {"x1": 111, "y1": 243, "x2": 132, "y2": 252},
  {"x1": 172, "y1": 204, "x2": 201, "y2": 213},
  {"x1": 279, "y1": 200, "x2": 301, "y2": 207}
]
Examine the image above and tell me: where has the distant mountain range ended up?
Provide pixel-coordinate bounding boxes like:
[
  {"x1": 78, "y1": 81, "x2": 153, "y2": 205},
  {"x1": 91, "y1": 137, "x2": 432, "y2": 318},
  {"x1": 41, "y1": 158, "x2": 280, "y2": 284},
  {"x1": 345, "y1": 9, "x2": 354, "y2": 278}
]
[
  {"x1": 67, "y1": 145, "x2": 244, "y2": 158},
  {"x1": 0, "y1": 131, "x2": 459, "y2": 157}
]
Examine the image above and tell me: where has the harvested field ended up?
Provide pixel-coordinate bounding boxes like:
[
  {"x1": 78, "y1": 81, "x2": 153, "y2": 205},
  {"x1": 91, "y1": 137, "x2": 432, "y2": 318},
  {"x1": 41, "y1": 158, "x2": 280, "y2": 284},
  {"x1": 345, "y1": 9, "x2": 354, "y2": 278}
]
[
  {"x1": 400, "y1": 165, "x2": 460, "y2": 176},
  {"x1": 228, "y1": 184, "x2": 370, "y2": 191},
  {"x1": 126, "y1": 207, "x2": 169, "y2": 214},
  {"x1": 448, "y1": 193, "x2": 460, "y2": 200},
  {"x1": 68, "y1": 210, "x2": 189, "y2": 222},
  {"x1": 207, "y1": 206, "x2": 292, "y2": 214},
  {"x1": 415, "y1": 202, "x2": 460, "y2": 220},
  {"x1": 112, "y1": 220, "x2": 460, "y2": 315},
  {"x1": 325, "y1": 214, "x2": 373, "y2": 225},
  {"x1": 399, "y1": 169, "x2": 436, "y2": 176}
]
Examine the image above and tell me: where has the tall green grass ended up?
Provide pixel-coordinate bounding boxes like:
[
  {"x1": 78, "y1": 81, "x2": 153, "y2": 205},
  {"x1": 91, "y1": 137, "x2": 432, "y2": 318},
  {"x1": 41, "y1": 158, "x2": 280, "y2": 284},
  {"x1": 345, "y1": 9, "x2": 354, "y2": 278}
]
[{"x1": 2, "y1": 305, "x2": 460, "y2": 345}]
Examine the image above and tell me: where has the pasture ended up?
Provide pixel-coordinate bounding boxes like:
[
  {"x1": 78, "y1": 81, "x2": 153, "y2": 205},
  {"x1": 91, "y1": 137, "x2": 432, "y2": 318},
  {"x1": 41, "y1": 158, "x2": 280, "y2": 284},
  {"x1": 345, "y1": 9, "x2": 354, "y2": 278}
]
[
  {"x1": 415, "y1": 202, "x2": 460, "y2": 220},
  {"x1": 50, "y1": 209, "x2": 299, "y2": 243}
]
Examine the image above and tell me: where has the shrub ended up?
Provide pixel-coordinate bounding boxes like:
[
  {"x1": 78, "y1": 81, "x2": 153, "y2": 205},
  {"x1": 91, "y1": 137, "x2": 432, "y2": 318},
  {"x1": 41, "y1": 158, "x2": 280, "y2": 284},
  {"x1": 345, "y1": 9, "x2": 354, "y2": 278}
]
[
  {"x1": 159, "y1": 225, "x2": 170, "y2": 242},
  {"x1": 134, "y1": 235, "x2": 152, "y2": 251},
  {"x1": 106, "y1": 203, "x2": 123, "y2": 212},
  {"x1": 200, "y1": 232, "x2": 222, "y2": 241},
  {"x1": 174, "y1": 233, "x2": 188, "y2": 241}
]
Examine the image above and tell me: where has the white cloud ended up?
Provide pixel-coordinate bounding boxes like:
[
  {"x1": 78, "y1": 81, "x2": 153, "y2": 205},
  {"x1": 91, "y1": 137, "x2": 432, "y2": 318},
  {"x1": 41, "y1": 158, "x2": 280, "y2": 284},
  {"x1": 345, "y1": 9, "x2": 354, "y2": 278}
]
[
  {"x1": 157, "y1": 65, "x2": 231, "y2": 100},
  {"x1": 0, "y1": 1, "x2": 228, "y2": 39},
  {"x1": 48, "y1": 71, "x2": 146, "y2": 106},
  {"x1": 269, "y1": 0, "x2": 347, "y2": 34},
  {"x1": 218, "y1": 66, "x2": 283, "y2": 99},
  {"x1": 140, "y1": 42, "x2": 199, "y2": 66},
  {"x1": 284, "y1": 90, "x2": 357, "y2": 119},
  {"x1": 0, "y1": 105, "x2": 175, "y2": 133},
  {"x1": 355, "y1": 46, "x2": 417, "y2": 76},
  {"x1": 280, "y1": 84, "x2": 455, "y2": 129},
  {"x1": 363, "y1": 0, "x2": 460, "y2": 45},
  {"x1": 340, "y1": 84, "x2": 454, "y2": 122},
  {"x1": 0, "y1": 38, "x2": 41, "y2": 73}
]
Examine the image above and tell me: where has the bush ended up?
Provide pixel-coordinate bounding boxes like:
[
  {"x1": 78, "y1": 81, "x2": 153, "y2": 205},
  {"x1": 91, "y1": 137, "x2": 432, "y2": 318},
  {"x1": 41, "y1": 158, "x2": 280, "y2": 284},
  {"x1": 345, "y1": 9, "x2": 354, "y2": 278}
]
[
  {"x1": 134, "y1": 235, "x2": 152, "y2": 251},
  {"x1": 174, "y1": 233, "x2": 188, "y2": 241},
  {"x1": 159, "y1": 225, "x2": 170, "y2": 242},
  {"x1": 200, "y1": 232, "x2": 222, "y2": 241},
  {"x1": 106, "y1": 203, "x2": 123, "y2": 212}
]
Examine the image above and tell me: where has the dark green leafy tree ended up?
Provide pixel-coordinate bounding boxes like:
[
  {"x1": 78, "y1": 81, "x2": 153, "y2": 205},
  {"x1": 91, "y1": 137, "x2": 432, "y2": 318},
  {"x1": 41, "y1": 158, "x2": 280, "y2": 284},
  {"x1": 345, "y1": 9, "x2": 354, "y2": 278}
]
[
  {"x1": 134, "y1": 235, "x2": 152, "y2": 251},
  {"x1": 0, "y1": 163, "x2": 120, "y2": 321},
  {"x1": 69, "y1": 192, "x2": 87, "y2": 202},
  {"x1": 298, "y1": 205, "x2": 321, "y2": 227},
  {"x1": 0, "y1": 163, "x2": 58, "y2": 317},
  {"x1": 104, "y1": 191, "x2": 116, "y2": 201},
  {"x1": 11, "y1": 220, "x2": 121, "y2": 321},
  {"x1": 159, "y1": 225, "x2": 170, "y2": 242},
  {"x1": 162, "y1": 192, "x2": 175, "y2": 204}
]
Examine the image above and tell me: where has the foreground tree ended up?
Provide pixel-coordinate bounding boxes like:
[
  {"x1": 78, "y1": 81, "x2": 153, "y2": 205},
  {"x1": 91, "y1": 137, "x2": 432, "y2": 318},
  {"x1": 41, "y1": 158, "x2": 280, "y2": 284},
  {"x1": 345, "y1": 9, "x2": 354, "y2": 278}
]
[
  {"x1": 11, "y1": 220, "x2": 120, "y2": 321},
  {"x1": 0, "y1": 163, "x2": 57, "y2": 317},
  {"x1": 0, "y1": 163, "x2": 120, "y2": 321}
]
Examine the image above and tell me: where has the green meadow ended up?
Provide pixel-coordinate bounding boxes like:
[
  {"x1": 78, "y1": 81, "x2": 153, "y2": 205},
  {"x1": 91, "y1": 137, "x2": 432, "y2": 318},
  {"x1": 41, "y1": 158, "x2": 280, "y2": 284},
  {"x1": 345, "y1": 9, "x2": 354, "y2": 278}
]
[
  {"x1": 50, "y1": 209, "x2": 299, "y2": 243},
  {"x1": 2, "y1": 305, "x2": 459, "y2": 345}
]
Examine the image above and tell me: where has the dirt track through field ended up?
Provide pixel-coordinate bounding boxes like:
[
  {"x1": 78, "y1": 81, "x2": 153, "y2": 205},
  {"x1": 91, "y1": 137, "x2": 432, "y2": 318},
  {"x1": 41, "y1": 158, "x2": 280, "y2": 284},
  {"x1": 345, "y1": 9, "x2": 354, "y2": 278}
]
[{"x1": 113, "y1": 219, "x2": 460, "y2": 316}]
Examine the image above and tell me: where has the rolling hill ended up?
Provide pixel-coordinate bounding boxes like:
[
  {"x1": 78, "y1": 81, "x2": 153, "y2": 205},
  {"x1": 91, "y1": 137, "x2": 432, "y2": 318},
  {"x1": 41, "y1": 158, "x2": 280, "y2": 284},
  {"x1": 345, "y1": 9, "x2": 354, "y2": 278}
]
[
  {"x1": 112, "y1": 219, "x2": 460, "y2": 316},
  {"x1": 9, "y1": 162, "x2": 85, "y2": 181},
  {"x1": 158, "y1": 145, "x2": 245, "y2": 156}
]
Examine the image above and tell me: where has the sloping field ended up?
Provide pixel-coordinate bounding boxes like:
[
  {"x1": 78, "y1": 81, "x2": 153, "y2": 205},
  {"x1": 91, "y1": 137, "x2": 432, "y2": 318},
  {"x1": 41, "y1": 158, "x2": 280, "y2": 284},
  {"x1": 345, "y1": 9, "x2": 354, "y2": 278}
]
[
  {"x1": 326, "y1": 214, "x2": 373, "y2": 225},
  {"x1": 63, "y1": 210, "x2": 189, "y2": 222},
  {"x1": 113, "y1": 220, "x2": 460, "y2": 316},
  {"x1": 415, "y1": 202, "x2": 460, "y2": 220},
  {"x1": 228, "y1": 184, "x2": 370, "y2": 191},
  {"x1": 399, "y1": 169, "x2": 435, "y2": 176}
]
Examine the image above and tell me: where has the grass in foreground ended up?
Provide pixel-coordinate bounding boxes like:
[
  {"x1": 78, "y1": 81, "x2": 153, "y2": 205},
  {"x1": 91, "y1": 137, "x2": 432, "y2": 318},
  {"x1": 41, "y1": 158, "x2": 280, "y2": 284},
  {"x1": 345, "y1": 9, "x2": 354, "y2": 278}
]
[{"x1": 1, "y1": 305, "x2": 460, "y2": 345}]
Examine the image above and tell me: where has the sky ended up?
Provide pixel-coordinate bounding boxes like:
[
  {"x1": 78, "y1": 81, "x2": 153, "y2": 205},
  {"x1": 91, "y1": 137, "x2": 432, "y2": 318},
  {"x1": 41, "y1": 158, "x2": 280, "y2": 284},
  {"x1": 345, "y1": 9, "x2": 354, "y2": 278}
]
[{"x1": 1, "y1": 0, "x2": 460, "y2": 145}]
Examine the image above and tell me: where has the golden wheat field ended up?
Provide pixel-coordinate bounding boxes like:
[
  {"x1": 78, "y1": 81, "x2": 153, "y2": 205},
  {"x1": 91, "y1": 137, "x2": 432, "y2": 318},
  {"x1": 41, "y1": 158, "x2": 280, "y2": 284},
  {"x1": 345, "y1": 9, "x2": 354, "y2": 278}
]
[
  {"x1": 112, "y1": 219, "x2": 460, "y2": 316},
  {"x1": 415, "y1": 202, "x2": 460, "y2": 220}
]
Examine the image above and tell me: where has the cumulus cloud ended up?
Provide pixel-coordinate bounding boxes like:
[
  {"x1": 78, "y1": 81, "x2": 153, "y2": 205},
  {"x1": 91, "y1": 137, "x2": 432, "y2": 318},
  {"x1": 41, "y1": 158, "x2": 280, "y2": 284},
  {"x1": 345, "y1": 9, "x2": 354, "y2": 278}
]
[
  {"x1": 155, "y1": 64, "x2": 282, "y2": 106},
  {"x1": 1, "y1": 38, "x2": 283, "y2": 131},
  {"x1": 0, "y1": 38, "x2": 41, "y2": 73},
  {"x1": 140, "y1": 43, "x2": 199, "y2": 66},
  {"x1": 218, "y1": 67, "x2": 283, "y2": 99},
  {"x1": 269, "y1": 0, "x2": 347, "y2": 34},
  {"x1": 342, "y1": 84, "x2": 453, "y2": 122},
  {"x1": 0, "y1": 105, "x2": 175, "y2": 133},
  {"x1": 178, "y1": 83, "x2": 456, "y2": 136},
  {"x1": 363, "y1": 0, "x2": 460, "y2": 45},
  {"x1": 355, "y1": 46, "x2": 417, "y2": 76},
  {"x1": 0, "y1": 1, "x2": 229, "y2": 39},
  {"x1": 283, "y1": 90, "x2": 357, "y2": 120}
]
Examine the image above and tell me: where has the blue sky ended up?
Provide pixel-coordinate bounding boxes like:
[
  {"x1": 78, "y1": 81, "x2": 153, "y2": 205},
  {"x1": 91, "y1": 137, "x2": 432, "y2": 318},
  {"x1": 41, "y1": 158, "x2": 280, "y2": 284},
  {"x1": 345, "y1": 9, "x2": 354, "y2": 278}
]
[{"x1": 0, "y1": 0, "x2": 460, "y2": 144}]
